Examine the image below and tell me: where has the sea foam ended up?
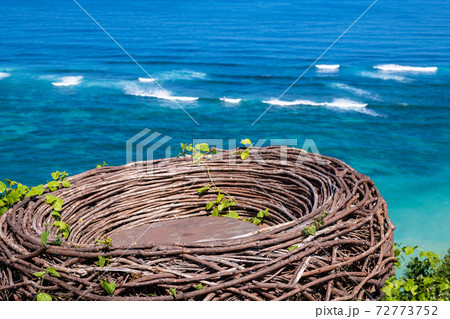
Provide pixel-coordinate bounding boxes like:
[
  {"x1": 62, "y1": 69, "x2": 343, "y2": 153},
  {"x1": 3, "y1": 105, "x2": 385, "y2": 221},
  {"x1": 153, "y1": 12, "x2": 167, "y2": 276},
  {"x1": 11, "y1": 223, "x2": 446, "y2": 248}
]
[
  {"x1": 220, "y1": 97, "x2": 241, "y2": 104},
  {"x1": 316, "y1": 64, "x2": 340, "y2": 72},
  {"x1": 262, "y1": 98, "x2": 378, "y2": 116},
  {"x1": 332, "y1": 83, "x2": 381, "y2": 101},
  {"x1": 138, "y1": 77, "x2": 155, "y2": 83},
  {"x1": 52, "y1": 76, "x2": 83, "y2": 87},
  {"x1": 124, "y1": 84, "x2": 198, "y2": 102},
  {"x1": 0, "y1": 72, "x2": 11, "y2": 79},
  {"x1": 374, "y1": 64, "x2": 437, "y2": 73},
  {"x1": 157, "y1": 70, "x2": 207, "y2": 81},
  {"x1": 360, "y1": 71, "x2": 409, "y2": 82}
]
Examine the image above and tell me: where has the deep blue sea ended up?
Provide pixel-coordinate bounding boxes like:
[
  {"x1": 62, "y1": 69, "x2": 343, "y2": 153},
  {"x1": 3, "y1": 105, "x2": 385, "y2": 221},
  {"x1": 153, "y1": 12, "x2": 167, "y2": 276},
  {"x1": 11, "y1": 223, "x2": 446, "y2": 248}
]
[{"x1": 0, "y1": 0, "x2": 449, "y2": 252}]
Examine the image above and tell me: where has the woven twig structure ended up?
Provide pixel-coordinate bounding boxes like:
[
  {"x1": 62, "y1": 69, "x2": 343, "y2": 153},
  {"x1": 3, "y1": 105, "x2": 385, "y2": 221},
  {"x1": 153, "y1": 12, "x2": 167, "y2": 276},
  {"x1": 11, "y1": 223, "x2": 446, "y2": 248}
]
[{"x1": 0, "y1": 146, "x2": 395, "y2": 300}]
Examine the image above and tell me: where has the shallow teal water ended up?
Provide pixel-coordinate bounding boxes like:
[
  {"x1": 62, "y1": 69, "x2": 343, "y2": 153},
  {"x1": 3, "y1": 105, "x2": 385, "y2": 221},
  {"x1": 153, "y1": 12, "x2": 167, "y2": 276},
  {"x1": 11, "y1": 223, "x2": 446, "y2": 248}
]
[{"x1": 0, "y1": 0, "x2": 449, "y2": 253}]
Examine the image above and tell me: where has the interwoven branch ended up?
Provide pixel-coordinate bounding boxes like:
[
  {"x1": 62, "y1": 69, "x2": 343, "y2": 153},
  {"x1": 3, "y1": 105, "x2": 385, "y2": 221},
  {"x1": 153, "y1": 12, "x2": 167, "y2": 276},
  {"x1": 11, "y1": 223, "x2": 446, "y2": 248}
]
[{"x1": 0, "y1": 146, "x2": 395, "y2": 300}]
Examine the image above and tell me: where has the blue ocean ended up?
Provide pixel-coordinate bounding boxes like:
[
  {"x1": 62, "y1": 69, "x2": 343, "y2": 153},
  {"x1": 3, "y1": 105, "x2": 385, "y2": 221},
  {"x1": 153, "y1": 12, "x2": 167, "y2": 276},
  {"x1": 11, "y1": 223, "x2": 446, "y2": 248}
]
[{"x1": 0, "y1": 0, "x2": 449, "y2": 252}]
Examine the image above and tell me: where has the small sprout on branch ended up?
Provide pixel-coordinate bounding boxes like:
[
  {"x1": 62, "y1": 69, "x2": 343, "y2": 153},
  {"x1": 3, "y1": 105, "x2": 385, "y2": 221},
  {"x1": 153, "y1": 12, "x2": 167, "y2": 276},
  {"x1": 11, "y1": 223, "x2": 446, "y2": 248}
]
[
  {"x1": 288, "y1": 245, "x2": 298, "y2": 252},
  {"x1": 96, "y1": 235, "x2": 113, "y2": 248},
  {"x1": 101, "y1": 279, "x2": 116, "y2": 295},
  {"x1": 169, "y1": 287, "x2": 177, "y2": 298},
  {"x1": 96, "y1": 161, "x2": 108, "y2": 168},
  {"x1": 53, "y1": 221, "x2": 70, "y2": 240},
  {"x1": 36, "y1": 293, "x2": 52, "y2": 301},
  {"x1": 96, "y1": 255, "x2": 109, "y2": 267},
  {"x1": 194, "y1": 283, "x2": 206, "y2": 290}
]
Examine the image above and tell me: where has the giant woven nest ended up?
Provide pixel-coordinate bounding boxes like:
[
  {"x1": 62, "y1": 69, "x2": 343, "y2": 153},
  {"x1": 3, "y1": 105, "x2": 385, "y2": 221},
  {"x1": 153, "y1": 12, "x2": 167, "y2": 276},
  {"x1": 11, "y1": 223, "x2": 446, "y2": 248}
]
[{"x1": 0, "y1": 146, "x2": 395, "y2": 301}]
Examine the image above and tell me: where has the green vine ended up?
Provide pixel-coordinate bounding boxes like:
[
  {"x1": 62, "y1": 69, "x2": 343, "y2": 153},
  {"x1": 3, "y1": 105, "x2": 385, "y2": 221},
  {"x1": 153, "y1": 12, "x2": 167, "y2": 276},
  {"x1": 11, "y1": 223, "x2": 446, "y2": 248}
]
[
  {"x1": 33, "y1": 267, "x2": 60, "y2": 301},
  {"x1": 180, "y1": 139, "x2": 269, "y2": 224}
]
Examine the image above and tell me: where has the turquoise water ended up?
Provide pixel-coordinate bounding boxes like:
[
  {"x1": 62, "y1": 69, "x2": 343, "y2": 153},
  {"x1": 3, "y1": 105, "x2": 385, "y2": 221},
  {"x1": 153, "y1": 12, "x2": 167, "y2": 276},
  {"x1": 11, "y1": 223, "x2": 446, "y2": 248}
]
[{"x1": 0, "y1": 0, "x2": 449, "y2": 252}]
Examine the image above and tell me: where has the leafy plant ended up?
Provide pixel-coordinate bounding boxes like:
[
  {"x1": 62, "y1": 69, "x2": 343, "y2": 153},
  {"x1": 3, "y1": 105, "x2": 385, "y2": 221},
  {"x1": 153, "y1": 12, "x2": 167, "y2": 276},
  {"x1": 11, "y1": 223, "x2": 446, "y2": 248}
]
[
  {"x1": 180, "y1": 142, "x2": 217, "y2": 164},
  {"x1": 101, "y1": 279, "x2": 116, "y2": 295},
  {"x1": 236, "y1": 138, "x2": 253, "y2": 160},
  {"x1": 0, "y1": 179, "x2": 44, "y2": 215},
  {"x1": 96, "y1": 235, "x2": 112, "y2": 248},
  {"x1": 34, "y1": 267, "x2": 60, "y2": 301},
  {"x1": 382, "y1": 245, "x2": 450, "y2": 301},
  {"x1": 96, "y1": 161, "x2": 108, "y2": 168},
  {"x1": 36, "y1": 293, "x2": 52, "y2": 301},
  {"x1": 96, "y1": 255, "x2": 110, "y2": 267},
  {"x1": 169, "y1": 287, "x2": 177, "y2": 298},
  {"x1": 53, "y1": 220, "x2": 70, "y2": 240},
  {"x1": 48, "y1": 171, "x2": 70, "y2": 191},
  {"x1": 302, "y1": 210, "x2": 328, "y2": 238},
  {"x1": 194, "y1": 283, "x2": 206, "y2": 290},
  {"x1": 288, "y1": 245, "x2": 298, "y2": 252},
  {"x1": 243, "y1": 208, "x2": 269, "y2": 225}
]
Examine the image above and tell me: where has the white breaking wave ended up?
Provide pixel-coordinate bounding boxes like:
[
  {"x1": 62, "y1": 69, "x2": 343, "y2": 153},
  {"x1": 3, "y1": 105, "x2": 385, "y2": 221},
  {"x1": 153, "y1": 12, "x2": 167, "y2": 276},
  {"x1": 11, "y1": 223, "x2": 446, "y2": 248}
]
[
  {"x1": 52, "y1": 76, "x2": 83, "y2": 87},
  {"x1": 360, "y1": 71, "x2": 409, "y2": 83},
  {"x1": 316, "y1": 64, "x2": 340, "y2": 70},
  {"x1": 0, "y1": 72, "x2": 11, "y2": 79},
  {"x1": 138, "y1": 77, "x2": 155, "y2": 83},
  {"x1": 374, "y1": 64, "x2": 437, "y2": 73},
  {"x1": 157, "y1": 70, "x2": 207, "y2": 81},
  {"x1": 262, "y1": 99, "x2": 321, "y2": 106},
  {"x1": 263, "y1": 98, "x2": 366, "y2": 108},
  {"x1": 262, "y1": 98, "x2": 379, "y2": 116},
  {"x1": 332, "y1": 83, "x2": 382, "y2": 101},
  {"x1": 220, "y1": 97, "x2": 241, "y2": 104},
  {"x1": 124, "y1": 84, "x2": 198, "y2": 102}
]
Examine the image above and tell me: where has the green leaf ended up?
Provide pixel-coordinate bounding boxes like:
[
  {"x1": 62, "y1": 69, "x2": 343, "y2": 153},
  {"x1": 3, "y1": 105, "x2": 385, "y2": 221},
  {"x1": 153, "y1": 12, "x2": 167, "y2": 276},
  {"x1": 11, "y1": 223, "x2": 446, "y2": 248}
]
[
  {"x1": 26, "y1": 185, "x2": 45, "y2": 197},
  {"x1": 41, "y1": 231, "x2": 49, "y2": 247},
  {"x1": 101, "y1": 279, "x2": 116, "y2": 295},
  {"x1": 257, "y1": 209, "x2": 269, "y2": 219},
  {"x1": 47, "y1": 195, "x2": 63, "y2": 211},
  {"x1": 211, "y1": 207, "x2": 219, "y2": 216},
  {"x1": 34, "y1": 271, "x2": 46, "y2": 277},
  {"x1": 51, "y1": 211, "x2": 61, "y2": 219},
  {"x1": 6, "y1": 190, "x2": 20, "y2": 205},
  {"x1": 240, "y1": 149, "x2": 249, "y2": 160},
  {"x1": 288, "y1": 245, "x2": 298, "y2": 252},
  {"x1": 47, "y1": 181, "x2": 60, "y2": 191},
  {"x1": 4, "y1": 179, "x2": 16, "y2": 186},
  {"x1": 53, "y1": 221, "x2": 70, "y2": 239},
  {"x1": 195, "y1": 143, "x2": 209, "y2": 152},
  {"x1": 0, "y1": 207, "x2": 8, "y2": 216},
  {"x1": 216, "y1": 193, "x2": 224, "y2": 203},
  {"x1": 194, "y1": 283, "x2": 205, "y2": 290},
  {"x1": 96, "y1": 255, "x2": 107, "y2": 267},
  {"x1": 404, "y1": 246, "x2": 415, "y2": 255},
  {"x1": 37, "y1": 293, "x2": 52, "y2": 301},
  {"x1": 206, "y1": 201, "x2": 215, "y2": 210},
  {"x1": 197, "y1": 185, "x2": 211, "y2": 194},
  {"x1": 17, "y1": 184, "x2": 29, "y2": 195},
  {"x1": 382, "y1": 286, "x2": 392, "y2": 296},
  {"x1": 61, "y1": 180, "x2": 71, "y2": 188},
  {"x1": 252, "y1": 218, "x2": 261, "y2": 225},
  {"x1": 51, "y1": 172, "x2": 60, "y2": 181},
  {"x1": 217, "y1": 201, "x2": 226, "y2": 212},
  {"x1": 423, "y1": 277, "x2": 433, "y2": 286},
  {"x1": 226, "y1": 211, "x2": 239, "y2": 219},
  {"x1": 240, "y1": 138, "x2": 252, "y2": 145},
  {"x1": 305, "y1": 225, "x2": 316, "y2": 236},
  {"x1": 169, "y1": 287, "x2": 177, "y2": 298},
  {"x1": 45, "y1": 267, "x2": 60, "y2": 277},
  {"x1": 440, "y1": 282, "x2": 449, "y2": 291},
  {"x1": 0, "y1": 181, "x2": 6, "y2": 193},
  {"x1": 45, "y1": 194, "x2": 58, "y2": 204}
]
